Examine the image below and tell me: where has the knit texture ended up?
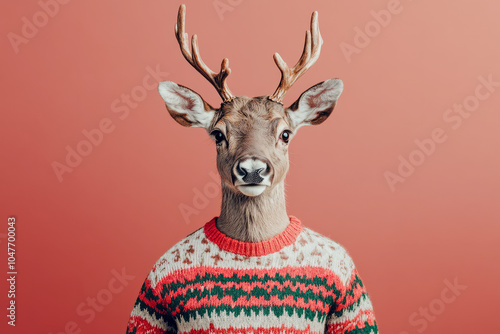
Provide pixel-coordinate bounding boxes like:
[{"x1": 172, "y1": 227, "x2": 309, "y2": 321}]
[{"x1": 126, "y1": 216, "x2": 378, "y2": 333}]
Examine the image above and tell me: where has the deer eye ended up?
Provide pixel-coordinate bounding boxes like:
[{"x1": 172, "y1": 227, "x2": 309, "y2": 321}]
[
  {"x1": 280, "y1": 130, "x2": 291, "y2": 143},
  {"x1": 211, "y1": 130, "x2": 226, "y2": 145}
]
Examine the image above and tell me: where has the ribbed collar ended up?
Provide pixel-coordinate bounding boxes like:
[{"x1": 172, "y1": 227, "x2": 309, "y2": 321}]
[{"x1": 204, "y1": 216, "x2": 303, "y2": 257}]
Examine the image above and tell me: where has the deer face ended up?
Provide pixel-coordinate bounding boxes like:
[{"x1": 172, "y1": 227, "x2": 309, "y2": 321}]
[
  {"x1": 158, "y1": 5, "x2": 343, "y2": 197},
  {"x1": 210, "y1": 97, "x2": 289, "y2": 197},
  {"x1": 158, "y1": 79, "x2": 343, "y2": 197}
]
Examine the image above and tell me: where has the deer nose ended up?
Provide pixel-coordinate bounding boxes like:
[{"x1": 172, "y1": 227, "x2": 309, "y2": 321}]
[{"x1": 234, "y1": 157, "x2": 270, "y2": 184}]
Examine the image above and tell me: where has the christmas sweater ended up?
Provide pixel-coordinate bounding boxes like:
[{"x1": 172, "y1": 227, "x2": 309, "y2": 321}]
[{"x1": 126, "y1": 216, "x2": 378, "y2": 333}]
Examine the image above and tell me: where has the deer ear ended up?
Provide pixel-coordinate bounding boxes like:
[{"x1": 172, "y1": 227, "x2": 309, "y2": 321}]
[
  {"x1": 158, "y1": 81, "x2": 215, "y2": 129},
  {"x1": 285, "y1": 79, "x2": 343, "y2": 130}
]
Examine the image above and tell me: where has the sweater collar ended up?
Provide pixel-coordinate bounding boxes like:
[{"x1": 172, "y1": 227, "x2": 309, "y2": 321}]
[{"x1": 203, "y1": 216, "x2": 303, "y2": 257}]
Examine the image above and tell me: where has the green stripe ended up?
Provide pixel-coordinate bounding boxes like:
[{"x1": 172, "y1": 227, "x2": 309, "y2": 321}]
[
  {"x1": 133, "y1": 280, "x2": 167, "y2": 319},
  {"x1": 332, "y1": 273, "x2": 367, "y2": 317},
  {"x1": 165, "y1": 272, "x2": 340, "y2": 291},
  {"x1": 170, "y1": 283, "x2": 335, "y2": 306},
  {"x1": 344, "y1": 321, "x2": 379, "y2": 334},
  {"x1": 159, "y1": 272, "x2": 345, "y2": 323},
  {"x1": 161, "y1": 272, "x2": 344, "y2": 307},
  {"x1": 175, "y1": 304, "x2": 329, "y2": 323}
]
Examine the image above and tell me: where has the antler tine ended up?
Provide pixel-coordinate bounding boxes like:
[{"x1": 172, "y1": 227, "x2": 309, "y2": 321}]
[
  {"x1": 269, "y1": 11, "x2": 323, "y2": 103},
  {"x1": 174, "y1": 4, "x2": 234, "y2": 102}
]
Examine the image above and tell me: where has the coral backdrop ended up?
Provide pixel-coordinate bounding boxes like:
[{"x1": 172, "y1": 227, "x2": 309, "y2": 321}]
[{"x1": 1, "y1": 0, "x2": 499, "y2": 333}]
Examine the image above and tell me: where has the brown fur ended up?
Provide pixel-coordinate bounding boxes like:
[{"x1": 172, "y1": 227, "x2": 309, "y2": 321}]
[{"x1": 210, "y1": 97, "x2": 292, "y2": 242}]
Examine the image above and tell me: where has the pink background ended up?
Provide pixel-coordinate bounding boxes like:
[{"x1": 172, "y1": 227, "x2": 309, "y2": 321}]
[{"x1": 1, "y1": 0, "x2": 499, "y2": 333}]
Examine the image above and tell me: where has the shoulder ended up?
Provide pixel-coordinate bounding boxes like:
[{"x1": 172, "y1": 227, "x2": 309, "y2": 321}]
[
  {"x1": 300, "y1": 226, "x2": 348, "y2": 256},
  {"x1": 298, "y1": 226, "x2": 357, "y2": 283},
  {"x1": 147, "y1": 225, "x2": 206, "y2": 289}
]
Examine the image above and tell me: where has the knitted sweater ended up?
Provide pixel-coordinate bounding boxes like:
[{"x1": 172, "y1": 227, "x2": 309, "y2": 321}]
[{"x1": 126, "y1": 216, "x2": 378, "y2": 333}]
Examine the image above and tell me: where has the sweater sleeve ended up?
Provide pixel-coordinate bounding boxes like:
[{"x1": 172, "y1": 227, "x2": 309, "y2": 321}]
[
  {"x1": 126, "y1": 271, "x2": 177, "y2": 334},
  {"x1": 325, "y1": 252, "x2": 379, "y2": 334}
]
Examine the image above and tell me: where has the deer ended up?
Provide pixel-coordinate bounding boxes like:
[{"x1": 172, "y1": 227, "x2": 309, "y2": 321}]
[
  {"x1": 126, "y1": 4, "x2": 378, "y2": 333},
  {"x1": 160, "y1": 4, "x2": 343, "y2": 242}
]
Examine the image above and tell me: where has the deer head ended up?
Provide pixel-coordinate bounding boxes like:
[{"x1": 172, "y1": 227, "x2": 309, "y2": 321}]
[{"x1": 159, "y1": 4, "x2": 343, "y2": 198}]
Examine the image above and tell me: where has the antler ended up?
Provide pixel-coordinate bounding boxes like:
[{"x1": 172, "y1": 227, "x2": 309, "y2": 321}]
[
  {"x1": 269, "y1": 11, "x2": 323, "y2": 103},
  {"x1": 175, "y1": 4, "x2": 234, "y2": 102}
]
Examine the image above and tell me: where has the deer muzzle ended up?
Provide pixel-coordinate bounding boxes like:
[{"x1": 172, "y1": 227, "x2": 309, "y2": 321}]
[{"x1": 233, "y1": 157, "x2": 272, "y2": 197}]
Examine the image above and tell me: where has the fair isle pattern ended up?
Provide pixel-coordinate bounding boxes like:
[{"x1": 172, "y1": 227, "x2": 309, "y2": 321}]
[{"x1": 127, "y1": 216, "x2": 378, "y2": 334}]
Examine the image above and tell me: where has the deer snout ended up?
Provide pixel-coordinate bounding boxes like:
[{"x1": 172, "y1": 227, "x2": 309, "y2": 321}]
[{"x1": 233, "y1": 157, "x2": 272, "y2": 196}]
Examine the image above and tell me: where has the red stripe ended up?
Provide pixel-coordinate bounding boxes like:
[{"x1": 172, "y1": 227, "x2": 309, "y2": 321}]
[
  {"x1": 138, "y1": 292, "x2": 168, "y2": 316},
  {"x1": 168, "y1": 279, "x2": 339, "y2": 301},
  {"x1": 137, "y1": 278, "x2": 168, "y2": 315},
  {"x1": 204, "y1": 216, "x2": 303, "y2": 256},
  {"x1": 335, "y1": 271, "x2": 365, "y2": 310},
  {"x1": 327, "y1": 310, "x2": 376, "y2": 334},
  {"x1": 127, "y1": 316, "x2": 166, "y2": 334},
  {"x1": 157, "y1": 266, "x2": 348, "y2": 292},
  {"x1": 185, "y1": 323, "x2": 320, "y2": 334},
  {"x1": 173, "y1": 293, "x2": 330, "y2": 316}
]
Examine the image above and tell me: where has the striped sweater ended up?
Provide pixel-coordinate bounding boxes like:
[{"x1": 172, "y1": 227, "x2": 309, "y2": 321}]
[{"x1": 126, "y1": 216, "x2": 378, "y2": 333}]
